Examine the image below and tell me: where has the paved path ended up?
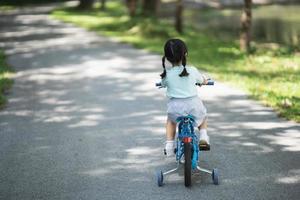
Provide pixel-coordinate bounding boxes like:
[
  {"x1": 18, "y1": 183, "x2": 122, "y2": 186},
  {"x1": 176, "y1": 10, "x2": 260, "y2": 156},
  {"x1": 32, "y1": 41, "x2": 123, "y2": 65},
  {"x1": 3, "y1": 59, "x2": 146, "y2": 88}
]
[{"x1": 0, "y1": 5, "x2": 299, "y2": 200}]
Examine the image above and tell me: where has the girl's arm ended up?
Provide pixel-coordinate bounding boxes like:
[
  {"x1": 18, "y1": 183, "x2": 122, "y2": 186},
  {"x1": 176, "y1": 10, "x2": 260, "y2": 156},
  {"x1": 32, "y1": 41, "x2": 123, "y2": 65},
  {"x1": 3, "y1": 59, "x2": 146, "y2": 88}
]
[
  {"x1": 161, "y1": 77, "x2": 167, "y2": 87},
  {"x1": 193, "y1": 67, "x2": 208, "y2": 84},
  {"x1": 201, "y1": 74, "x2": 208, "y2": 84}
]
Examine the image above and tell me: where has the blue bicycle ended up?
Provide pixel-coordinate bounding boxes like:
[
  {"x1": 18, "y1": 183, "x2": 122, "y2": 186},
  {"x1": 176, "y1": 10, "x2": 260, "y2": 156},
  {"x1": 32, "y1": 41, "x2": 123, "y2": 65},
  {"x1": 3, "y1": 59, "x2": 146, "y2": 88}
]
[{"x1": 155, "y1": 80, "x2": 219, "y2": 187}]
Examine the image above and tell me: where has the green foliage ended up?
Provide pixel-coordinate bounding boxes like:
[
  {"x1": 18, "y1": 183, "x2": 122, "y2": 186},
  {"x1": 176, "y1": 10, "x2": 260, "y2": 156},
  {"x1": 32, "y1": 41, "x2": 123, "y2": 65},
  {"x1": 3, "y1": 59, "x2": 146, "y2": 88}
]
[
  {"x1": 0, "y1": 5, "x2": 15, "y2": 11},
  {"x1": 52, "y1": 1, "x2": 300, "y2": 122},
  {"x1": 0, "y1": 0, "x2": 69, "y2": 6},
  {"x1": 185, "y1": 5, "x2": 300, "y2": 48},
  {"x1": 0, "y1": 50, "x2": 13, "y2": 108}
]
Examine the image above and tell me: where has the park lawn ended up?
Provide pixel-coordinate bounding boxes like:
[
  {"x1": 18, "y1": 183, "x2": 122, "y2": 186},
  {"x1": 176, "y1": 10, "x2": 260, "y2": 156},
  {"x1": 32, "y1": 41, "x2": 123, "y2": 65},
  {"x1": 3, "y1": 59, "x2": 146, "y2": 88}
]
[
  {"x1": 51, "y1": 1, "x2": 300, "y2": 122},
  {"x1": 0, "y1": 5, "x2": 15, "y2": 11},
  {"x1": 0, "y1": 50, "x2": 14, "y2": 108}
]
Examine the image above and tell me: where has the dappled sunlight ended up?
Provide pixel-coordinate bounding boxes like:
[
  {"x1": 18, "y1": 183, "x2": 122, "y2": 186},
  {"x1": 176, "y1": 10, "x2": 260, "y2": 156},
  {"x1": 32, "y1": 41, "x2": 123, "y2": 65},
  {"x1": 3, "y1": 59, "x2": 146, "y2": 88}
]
[
  {"x1": 34, "y1": 145, "x2": 51, "y2": 150},
  {"x1": 2, "y1": 15, "x2": 106, "y2": 55},
  {"x1": 219, "y1": 168, "x2": 300, "y2": 189},
  {"x1": 40, "y1": 98, "x2": 73, "y2": 105},
  {"x1": 152, "y1": 114, "x2": 167, "y2": 123},
  {"x1": 126, "y1": 146, "x2": 159, "y2": 156},
  {"x1": 43, "y1": 115, "x2": 73, "y2": 123},
  {"x1": 221, "y1": 170, "x2": 300, "y2": 186},
  {"x1": 260, "y1": 130, "x2": 300, "y2": 152},
  {"x1": 0, "y1": 109, "x2": 33, "y2": 117},
  {"x1": 241, "y1": 142, "x2": 257, "y2": 147},
  {"x1": 79, "y1": 168, "x2": 111, "y2": 176},
  {"x1": 253, "y1": 145, "x2": 274, "y2": 154},
  {"x1": 242, "y1": 122, "x2": 296, "y2": 130},
  {"x1": 78, "y1": 145, "x2": 165, "y2": 178},
  {"x1": 276, "y1": 169, "x2": 300, "y2": 184},
  {"x1": 67, "y1": 120, "x2": 97, "y2": 128},
  {"x1": 0, "y1": 5, "x2": 299, "y2": 199}
]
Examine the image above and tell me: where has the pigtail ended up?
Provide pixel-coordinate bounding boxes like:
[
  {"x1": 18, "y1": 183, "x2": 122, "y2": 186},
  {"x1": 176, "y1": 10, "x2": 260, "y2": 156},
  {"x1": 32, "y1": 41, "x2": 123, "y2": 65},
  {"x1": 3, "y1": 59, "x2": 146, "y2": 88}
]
[
  {"x1": 179, "y1": 55, "x2": 189, "y2": 77},
  {"x1": 160, "y1": 56, "x2": 167, "y2": 79}
]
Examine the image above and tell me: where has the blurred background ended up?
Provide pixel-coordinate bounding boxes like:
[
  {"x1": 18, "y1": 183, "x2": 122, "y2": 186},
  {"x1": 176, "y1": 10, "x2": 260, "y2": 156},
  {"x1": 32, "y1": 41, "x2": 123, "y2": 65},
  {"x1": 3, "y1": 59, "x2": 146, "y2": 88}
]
[{"x1": 1, "y1": 0, "x2": 300, "y2": 48}]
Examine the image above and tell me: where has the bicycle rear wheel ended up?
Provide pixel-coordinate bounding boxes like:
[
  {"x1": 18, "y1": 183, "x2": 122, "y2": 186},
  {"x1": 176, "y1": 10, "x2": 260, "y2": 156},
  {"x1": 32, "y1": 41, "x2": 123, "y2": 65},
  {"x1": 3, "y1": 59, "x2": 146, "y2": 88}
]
[{"x1": 184, "y1": 142, "x2": 192, "y2": 187}]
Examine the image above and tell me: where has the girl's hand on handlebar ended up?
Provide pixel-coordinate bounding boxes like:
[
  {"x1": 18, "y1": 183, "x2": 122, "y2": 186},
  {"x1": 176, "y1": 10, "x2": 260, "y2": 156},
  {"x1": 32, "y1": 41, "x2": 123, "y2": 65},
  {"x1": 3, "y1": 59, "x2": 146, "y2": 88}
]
[
  {"x1": 196, "y1": 79, "x2": 214, "y2": 86},
  {"x1": 196, "y1": 79, "x2": 208, "y2": 87},
  {"x1": 156, "y1": 82, "x2": 165, "y2": 88}
]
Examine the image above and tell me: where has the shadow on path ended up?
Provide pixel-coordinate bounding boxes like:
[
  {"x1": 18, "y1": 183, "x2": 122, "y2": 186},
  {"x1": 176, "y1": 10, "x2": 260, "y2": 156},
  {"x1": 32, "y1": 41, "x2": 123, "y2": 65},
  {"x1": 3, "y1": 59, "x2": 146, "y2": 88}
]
[{"x1": 0, "y1": 5, "x2": 299, "y2": 200}]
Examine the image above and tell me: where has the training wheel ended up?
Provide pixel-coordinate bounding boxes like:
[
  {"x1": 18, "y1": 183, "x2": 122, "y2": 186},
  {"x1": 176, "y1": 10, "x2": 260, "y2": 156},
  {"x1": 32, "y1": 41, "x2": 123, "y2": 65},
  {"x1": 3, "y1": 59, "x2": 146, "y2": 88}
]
[
  {"x1": 156, "y1": 170, "x2": 163, "y2": 187},
  {"x1": 212, "y1": 168, "x2": 219, "y2": 185}
]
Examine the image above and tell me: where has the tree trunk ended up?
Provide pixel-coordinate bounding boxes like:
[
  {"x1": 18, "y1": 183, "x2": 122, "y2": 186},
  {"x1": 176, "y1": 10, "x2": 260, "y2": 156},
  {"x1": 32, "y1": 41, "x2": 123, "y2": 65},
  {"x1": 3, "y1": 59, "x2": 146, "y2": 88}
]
[
  {"x1": 142, "y1": 0, "x2": 160, "y2": 16},
  {"x1": 100, "y1": 0, "x2": 106, "y2": 10},
  {"x1": 175, "y1": 0, "x2": 183, "y2": 33},
  {"x1": 240, "y1": 0, "x2": 252, "y2": 53},
  {"x1": 78, "y1": 0, "x2": 95, "y2": 10},
  {"x1": 126, "y1": 0, "x2": 137, "y2": 17}
]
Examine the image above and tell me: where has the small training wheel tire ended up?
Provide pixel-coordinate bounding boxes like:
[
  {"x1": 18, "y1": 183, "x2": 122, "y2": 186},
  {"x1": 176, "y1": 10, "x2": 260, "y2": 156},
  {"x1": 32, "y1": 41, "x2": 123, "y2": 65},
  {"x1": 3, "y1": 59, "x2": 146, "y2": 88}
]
[
  {"x1": 156, "y1": 170, "x2": 163, "y2": 187},
  {"x1": 212, "y1": 168, "x2": 219, "y2": 185}
]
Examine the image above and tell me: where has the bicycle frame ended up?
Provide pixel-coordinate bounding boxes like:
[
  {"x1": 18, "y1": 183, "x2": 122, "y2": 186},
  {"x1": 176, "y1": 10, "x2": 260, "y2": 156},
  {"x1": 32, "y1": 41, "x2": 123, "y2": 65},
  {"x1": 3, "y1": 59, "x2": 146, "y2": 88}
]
[
  {"x1": 176, "y1": 115, "x2": 199, "y2": 170},
  {"x1": 159, "y1": 115, "x2": 218, "y2": 186}
]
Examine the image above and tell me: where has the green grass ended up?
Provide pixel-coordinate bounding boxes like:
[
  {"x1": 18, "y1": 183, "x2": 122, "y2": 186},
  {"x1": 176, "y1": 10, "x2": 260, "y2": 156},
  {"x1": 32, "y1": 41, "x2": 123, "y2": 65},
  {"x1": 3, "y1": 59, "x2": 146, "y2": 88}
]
[
  {"x1": 0, "y1": 50, "x2": 13, "y2": 108},
  {"x1": 0, "y1": 0, "x2": 68, "y2": 6},
  {"x1": 51, "y1": 1, "x2": 300, "y2": 122},
  {"x1": 0, "y1": 5, "x2": 15, "y2": 11}
]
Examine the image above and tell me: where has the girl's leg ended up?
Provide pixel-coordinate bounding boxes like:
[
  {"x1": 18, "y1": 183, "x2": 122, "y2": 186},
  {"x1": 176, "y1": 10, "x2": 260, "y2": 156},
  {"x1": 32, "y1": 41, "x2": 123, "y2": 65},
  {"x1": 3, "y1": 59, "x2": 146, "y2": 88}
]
[
  {"x1": 198, "y1": 118, "x2": 210, "y2": 145},
  {"x1": 166, "y1": 119, "x2": 176, "y2": 140},
  {"x1": 165, "y1": 119, "x2": 176, "y2": 156},
  {"x1": 198, "y1": 118, "x2": 208, "y2": 129}
]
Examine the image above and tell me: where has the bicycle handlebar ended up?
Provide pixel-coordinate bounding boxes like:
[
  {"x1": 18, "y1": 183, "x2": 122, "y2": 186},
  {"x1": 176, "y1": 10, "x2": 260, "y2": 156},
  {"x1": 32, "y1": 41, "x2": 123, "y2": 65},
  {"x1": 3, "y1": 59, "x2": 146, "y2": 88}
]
[
  {"x1": 196, "y1": 80, "x2": 214, "y2": 86},
  {"x1": 156, "y1": 80, "x2": 214, "y2": 88}
]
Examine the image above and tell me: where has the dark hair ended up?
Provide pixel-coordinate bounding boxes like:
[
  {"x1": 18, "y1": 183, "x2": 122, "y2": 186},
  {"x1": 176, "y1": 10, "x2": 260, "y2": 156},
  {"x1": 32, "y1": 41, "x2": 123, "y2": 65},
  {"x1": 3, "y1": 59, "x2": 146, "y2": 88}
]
[{"x1": 160, "y1": 38, "x2": 189, "y2": 79}]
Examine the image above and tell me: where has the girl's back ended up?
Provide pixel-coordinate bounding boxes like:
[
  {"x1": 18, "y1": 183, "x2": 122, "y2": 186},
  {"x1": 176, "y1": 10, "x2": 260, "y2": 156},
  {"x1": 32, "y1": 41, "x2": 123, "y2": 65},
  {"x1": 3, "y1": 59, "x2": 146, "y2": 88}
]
[{"x1": 162, "y1": 65, "x2": 204, "y2": 99}]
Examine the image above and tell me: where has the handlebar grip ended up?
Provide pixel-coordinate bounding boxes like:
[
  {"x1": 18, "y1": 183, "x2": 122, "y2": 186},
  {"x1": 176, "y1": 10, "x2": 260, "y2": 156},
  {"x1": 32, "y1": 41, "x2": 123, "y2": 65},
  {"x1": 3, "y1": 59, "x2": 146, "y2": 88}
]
[
  {"x1": 196, "y1": 80, "x2": 214, "y2": 86},
  {"x1": 206, "y1": 80, "x2": 214, "y2": 85}
]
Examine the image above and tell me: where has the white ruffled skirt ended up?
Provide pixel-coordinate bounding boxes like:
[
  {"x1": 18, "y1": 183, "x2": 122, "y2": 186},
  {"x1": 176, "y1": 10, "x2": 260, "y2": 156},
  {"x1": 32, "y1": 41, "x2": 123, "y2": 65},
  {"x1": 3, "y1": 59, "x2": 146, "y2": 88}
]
[{"x1": 167, "y1": 96, "x2": 207, "y2": 127}]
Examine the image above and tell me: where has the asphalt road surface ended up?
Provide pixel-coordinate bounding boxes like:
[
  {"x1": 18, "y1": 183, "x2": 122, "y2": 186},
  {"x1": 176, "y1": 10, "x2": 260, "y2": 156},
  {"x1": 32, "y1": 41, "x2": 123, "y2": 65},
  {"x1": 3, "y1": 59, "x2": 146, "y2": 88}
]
[{"x1": 0, "y1": 5, "x2": 299, "y2": 200}]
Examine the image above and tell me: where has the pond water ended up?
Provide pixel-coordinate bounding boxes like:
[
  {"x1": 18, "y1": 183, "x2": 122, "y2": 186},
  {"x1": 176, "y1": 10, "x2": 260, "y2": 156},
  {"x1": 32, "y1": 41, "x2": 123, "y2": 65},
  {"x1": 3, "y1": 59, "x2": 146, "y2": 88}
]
[{"x1": 185, "y1": 5, "x2": 300, "y2": 46}]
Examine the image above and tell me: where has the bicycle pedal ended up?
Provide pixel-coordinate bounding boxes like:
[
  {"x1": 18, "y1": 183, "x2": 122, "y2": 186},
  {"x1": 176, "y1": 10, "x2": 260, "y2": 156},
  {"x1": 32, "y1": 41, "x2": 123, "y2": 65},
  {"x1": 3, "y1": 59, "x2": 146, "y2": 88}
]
[{"x1": 199, "y1": 144, "x2": 210, "y2": 151}]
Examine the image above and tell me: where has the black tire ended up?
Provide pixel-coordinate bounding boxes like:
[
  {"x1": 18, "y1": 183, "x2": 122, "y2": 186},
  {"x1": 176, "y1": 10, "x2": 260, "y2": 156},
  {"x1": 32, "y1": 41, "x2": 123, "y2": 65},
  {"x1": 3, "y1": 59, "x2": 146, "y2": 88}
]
[
  {"x1": 212, "y1": 168, "x2": 219, "y2": 185},
  {"x1": 184, "y1": 142, "x2": 192, "y2": 187},
  {"x1": 156, "y1": 170, "x2": 163, "y2": 187}
]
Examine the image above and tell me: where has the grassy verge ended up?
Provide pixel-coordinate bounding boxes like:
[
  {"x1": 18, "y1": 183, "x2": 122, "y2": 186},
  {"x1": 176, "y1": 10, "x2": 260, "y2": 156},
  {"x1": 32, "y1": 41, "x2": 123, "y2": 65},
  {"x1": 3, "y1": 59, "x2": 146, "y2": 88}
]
[
  {"x1": 0, "y1": 5, "x2": 15, "y2": 11},
  {"x1": 0, "y1": 50, "x2": 13, "y2": 108},
  {"x1": 0, "y1": 0, "x2": 68, "y2": 6},
  {"x1": 51, "y1": 1, "x2": 300, "y2": 122}
]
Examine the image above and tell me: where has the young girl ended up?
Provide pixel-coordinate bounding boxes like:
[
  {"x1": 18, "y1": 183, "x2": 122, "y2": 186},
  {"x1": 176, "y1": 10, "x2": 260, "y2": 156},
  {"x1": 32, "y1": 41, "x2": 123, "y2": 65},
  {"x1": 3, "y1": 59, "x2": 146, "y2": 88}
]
[{"x1": 160, "y1": 38, "x2": 210, "y2": 156}]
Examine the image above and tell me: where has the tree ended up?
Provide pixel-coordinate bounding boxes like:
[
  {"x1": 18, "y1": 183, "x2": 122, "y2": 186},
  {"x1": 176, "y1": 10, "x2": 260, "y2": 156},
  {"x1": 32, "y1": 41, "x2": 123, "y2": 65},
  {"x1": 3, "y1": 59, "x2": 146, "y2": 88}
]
[
  {"x1": 142, "y1": 0, "x2": 160, "y2": 16},
  {"x1": 100, "y1": 0, "x2": 106, "y2": 10},
  {"x1": 175, "y1": 0, "x2": 183, "y2": 33},
  {"x1": 240, "y1": 0, "x2": 252, "y2": 52},
  {"x1": 126, "y1": 0, "x2": 138, "y2": 17},
  {"x1": 78, "y1": 0, "x2": 95, "y2": 10}
]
